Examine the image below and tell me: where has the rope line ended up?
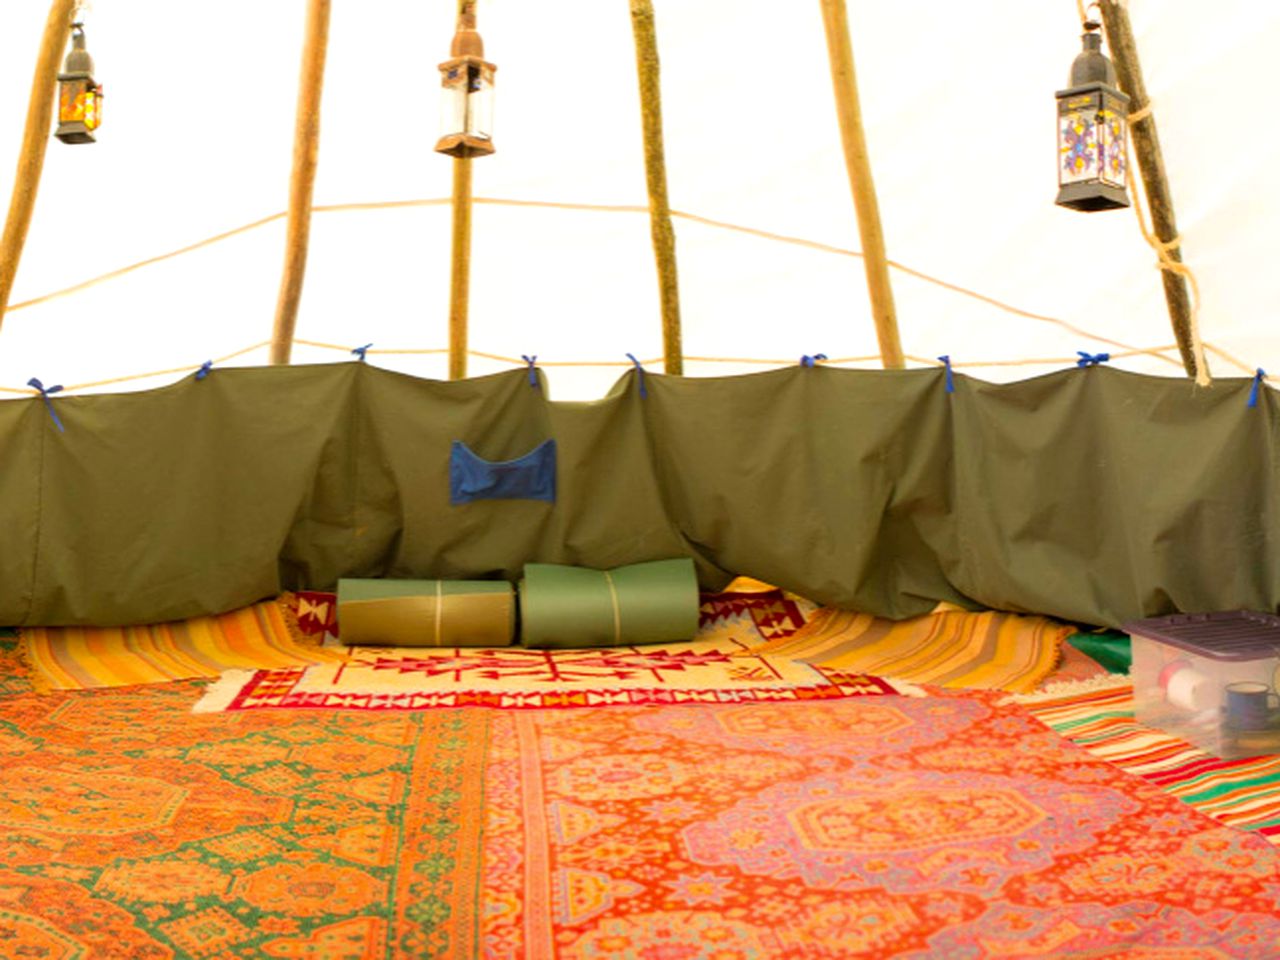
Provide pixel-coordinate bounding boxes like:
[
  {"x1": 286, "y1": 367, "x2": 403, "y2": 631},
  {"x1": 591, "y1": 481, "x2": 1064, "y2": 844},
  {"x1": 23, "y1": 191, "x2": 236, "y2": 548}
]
[
  {"x1": 2, "y1": 340, "x2": 1253, "y2": 397},
  {"x1": 1128, "y1": 101, "x2": 1154, "y2": 124},
  {"x1": 3, "y1": 196, "x2": 1178, "y2": 369}
]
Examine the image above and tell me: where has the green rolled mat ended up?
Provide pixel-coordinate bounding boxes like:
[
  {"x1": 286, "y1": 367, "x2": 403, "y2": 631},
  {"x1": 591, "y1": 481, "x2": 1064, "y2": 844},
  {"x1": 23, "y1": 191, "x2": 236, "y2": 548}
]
[
  {"x1": 336, "y1": 579, "x2": 515, "y2": 647},
  {"x1": 519, "y1": 558, "x2": 700, "y2": 649}
]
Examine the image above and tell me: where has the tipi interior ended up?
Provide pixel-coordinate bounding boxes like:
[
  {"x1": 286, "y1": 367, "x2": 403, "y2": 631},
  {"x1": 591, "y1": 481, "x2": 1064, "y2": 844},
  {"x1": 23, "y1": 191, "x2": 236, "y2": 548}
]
[{"x1": 1, "y1": 1, "x2": 1279, "y2": 957}]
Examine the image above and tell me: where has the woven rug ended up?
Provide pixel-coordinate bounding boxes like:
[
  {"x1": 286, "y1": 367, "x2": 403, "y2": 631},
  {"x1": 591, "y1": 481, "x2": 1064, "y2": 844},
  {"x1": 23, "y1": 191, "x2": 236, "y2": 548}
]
[
  {"x1": 194, "y1": 588, "x2": 858, "y2": 713},
  {"x1": 193, "y1": 641, "x2": 908, "y2": 713},
  {"x1": 20, "y1": 600, "x2": 345, "y2": 692},
  {"x1": 5, "y1": 681, "x2": 1280, "y2": 958},
  {"x1": 0, "y1": 680, "x2": 490, "y2": 958},
  {"x1": 1016, "y1": 676, "x2": 1280, "y2": 843},
  {"x1": 752, "y1": 606, "x2": 1072, "y2": 693},
  {"x1": 480, "y1": 688, "x2": 1280, "y2": 957}
]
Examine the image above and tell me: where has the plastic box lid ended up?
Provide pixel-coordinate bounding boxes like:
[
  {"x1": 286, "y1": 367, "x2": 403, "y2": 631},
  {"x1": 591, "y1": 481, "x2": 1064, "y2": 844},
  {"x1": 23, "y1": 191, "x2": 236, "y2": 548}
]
[{"x1": 1122, "y1": 610, "x2": 1280, "y2": 661}]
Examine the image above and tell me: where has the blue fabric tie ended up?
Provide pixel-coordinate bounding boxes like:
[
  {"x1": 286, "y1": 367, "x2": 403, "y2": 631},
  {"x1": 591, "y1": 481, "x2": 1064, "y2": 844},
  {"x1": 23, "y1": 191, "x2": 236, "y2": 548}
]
[
  {"x1": 1076, "y1": 351, "x2": 1110, "y2": 368},
  {"x1": 521, "y1": 354, "x2": 539, "y2": 388},
  {"x1": 352, "y1": 343, "x2": 372, "y2": 362},
  {"x1": 195, "y1": 360, "x2": 213, "y2": 381},
  {"x1": 626, "y1": 353, "x2": 647, "y2": 399},
  {"x1": 1249, "y1": 368, "x2": 1267, "y2": 408},
  {"x1": 27, "y1": 377, "x2": 65, "y2": 433},
  {"x1": 937, "y1": 355, "x2": 955, "y2": 394},
  {"x1": 800, "y1": 353, "x2": 828, "y2": 368}
]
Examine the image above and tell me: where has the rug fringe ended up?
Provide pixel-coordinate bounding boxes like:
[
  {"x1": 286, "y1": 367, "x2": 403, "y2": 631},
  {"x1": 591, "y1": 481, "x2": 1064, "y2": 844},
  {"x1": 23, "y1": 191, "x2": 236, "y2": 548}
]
[
  {"x1": 886, "y1": 677, "x2": 930, "y2": 698},
  {"x1": 1002, "y1": 671, "x2": 1132, "y2": 705},
  {"x1": 192, "y1": 669, "x2": 256, "y2": 714}
]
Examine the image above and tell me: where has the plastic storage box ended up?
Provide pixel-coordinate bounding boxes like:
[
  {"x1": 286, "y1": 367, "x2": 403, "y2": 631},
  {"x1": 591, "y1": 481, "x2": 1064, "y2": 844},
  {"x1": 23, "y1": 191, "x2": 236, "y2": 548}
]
[{"x1": 1125, "y1": 611, "x2": 1280, "y2": 758}]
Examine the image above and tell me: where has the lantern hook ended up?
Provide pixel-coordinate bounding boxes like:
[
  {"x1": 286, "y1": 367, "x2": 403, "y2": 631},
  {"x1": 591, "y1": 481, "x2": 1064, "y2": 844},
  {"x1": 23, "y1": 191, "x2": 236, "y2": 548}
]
[{"x1": 1082, "y1": 3, "x2": 1103, "y2": 31}]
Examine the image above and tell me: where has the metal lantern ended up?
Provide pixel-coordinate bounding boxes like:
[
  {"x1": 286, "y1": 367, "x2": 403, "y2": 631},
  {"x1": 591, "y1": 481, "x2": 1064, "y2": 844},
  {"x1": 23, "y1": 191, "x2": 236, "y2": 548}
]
[
  {"x1": 434, "y1": 11, "x2": 496, "y2": 158},
  {"x1": 1055, "y1": 20, "x2": 1128, "y2": 211},
  {"x1": 56, "y1": 23, "x2": 103, "y2": 144}
]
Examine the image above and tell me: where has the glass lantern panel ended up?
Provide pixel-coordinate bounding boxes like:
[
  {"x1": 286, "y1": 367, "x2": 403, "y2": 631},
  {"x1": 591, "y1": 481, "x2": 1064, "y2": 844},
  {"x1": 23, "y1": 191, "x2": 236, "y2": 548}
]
[
  {"x1": 1097, "y1": 92, "x2": 1127, "y2": 188},
  {"x1": 60, "y1": 81, "x2": 88, "y2": 123},
  {"x1": 462, "y1": 65, "x2": 494, "y2": 139},
  {"x1": 1058, "y1": 92, "x2": 1100, "y2": 186},
  {"x1": 83, "y1": 87, "x2": 100, "y2": 131},
  {"x1": 439, "y1": 67, "x2": 470, "y2": 139}
]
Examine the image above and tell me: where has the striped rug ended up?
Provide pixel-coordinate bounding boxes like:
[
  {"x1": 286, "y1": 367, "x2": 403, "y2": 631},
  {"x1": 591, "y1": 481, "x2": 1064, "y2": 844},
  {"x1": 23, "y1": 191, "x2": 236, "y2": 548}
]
[
  {"x1": 21, "y1": 599, "x2": 346, "y2": 692},
  {"x1": 1016, "y1": 677, "x2": 1280, "y2": 843},
  {"x1": 752, "y1": 606, "x2": 1071, "y2": 693}
]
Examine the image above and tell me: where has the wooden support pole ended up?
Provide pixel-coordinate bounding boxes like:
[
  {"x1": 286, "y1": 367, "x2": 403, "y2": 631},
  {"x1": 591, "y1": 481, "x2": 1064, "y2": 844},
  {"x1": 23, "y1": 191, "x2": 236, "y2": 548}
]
[
  {"x1": 628, "y1": 0, "x2": 683, "y2": 376},
  {"x1": 818, "y1": 0, "x2": 904, "y2": 370},
  {"x1": 269, "y1": 0, "x2": 331, "y2": 365},
  {"x1": 447, "y1": 156, "x2": 473, "y2": 380},
  {"x1": 1097, "y1": 0, "x2": 1206, "y2": 381},
  {"x1": 0, "y1": 0, "x2": 78, "y2": 333}
]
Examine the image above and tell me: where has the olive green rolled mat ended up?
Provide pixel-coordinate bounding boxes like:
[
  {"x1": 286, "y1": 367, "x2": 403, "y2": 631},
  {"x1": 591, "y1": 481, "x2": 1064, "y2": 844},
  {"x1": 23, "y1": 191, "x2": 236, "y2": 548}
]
[
  {"x1": 518, "y1": 558, "x2": 699, "y2": 649},
  {"x1": 336, "y1": 579, "x2": 515, "y2": 647}
]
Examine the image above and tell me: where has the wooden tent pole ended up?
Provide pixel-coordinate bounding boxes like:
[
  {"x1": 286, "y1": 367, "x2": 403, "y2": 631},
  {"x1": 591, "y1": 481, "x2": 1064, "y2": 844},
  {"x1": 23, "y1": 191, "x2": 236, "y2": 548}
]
[
  {"x1": 818, "y1": 0, "x2": 904, "y2": 369},
  {"x1": 629, "y1": 0, "x2": 683, "y2": 376},
  {"x1": 447, "y1": 155, "x2": 473, "y2": 380},
  {"x1": 0, "y1": 0, "x2": 78, "y2": 333},
  {"x1": 269, "y1": 0, "x2": 331, "y2": 365},
  {"x1": 1097, "y1": 0, "x2": 1205, "y2": 381},
  {"x1": 445, "y1": 0, "x2": 479, "y2": 381}
]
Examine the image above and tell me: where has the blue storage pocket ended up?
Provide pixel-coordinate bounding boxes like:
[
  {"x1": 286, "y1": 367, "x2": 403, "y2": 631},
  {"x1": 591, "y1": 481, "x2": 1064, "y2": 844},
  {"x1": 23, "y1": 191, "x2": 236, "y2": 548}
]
[{"x1": 450, "y1": 439, "x2": 557, "y2": 505}]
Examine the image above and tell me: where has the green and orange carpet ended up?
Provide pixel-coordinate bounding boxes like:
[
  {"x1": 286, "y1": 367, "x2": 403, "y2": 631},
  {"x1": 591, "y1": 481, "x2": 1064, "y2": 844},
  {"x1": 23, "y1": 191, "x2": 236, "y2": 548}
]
[
  {"x1": 2, "y1": 596, "x2": 1280, "y2": 957},
  {"x1": 2, "y1": 680, "x2": 1279, "y2": 957}
]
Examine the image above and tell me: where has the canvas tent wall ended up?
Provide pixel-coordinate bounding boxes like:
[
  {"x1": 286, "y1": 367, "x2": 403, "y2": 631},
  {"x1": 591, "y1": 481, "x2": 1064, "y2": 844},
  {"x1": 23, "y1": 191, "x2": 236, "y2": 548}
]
[{"x1": 1, "y1": 2, "x2": 1279, "y2": 628}]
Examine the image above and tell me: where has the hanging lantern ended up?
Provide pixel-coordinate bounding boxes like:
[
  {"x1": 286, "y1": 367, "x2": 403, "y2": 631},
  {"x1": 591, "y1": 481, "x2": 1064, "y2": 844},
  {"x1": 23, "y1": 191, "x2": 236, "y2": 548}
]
[
  {"x1": 434, "y1": 9, "x2": 496, "y2": 158},
  {"x1": 1055, "y1": 18, "x2": 1128, "y2": 211},
  {"x1": 56, "y1": 22, "x2": 103, "y2": 144}
]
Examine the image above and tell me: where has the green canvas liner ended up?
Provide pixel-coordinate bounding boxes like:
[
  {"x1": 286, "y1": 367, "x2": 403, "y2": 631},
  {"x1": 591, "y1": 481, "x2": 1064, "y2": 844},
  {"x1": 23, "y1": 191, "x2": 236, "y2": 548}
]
[{"x1": 0, "y1": 362, "x2": 1273, "y2": 629}]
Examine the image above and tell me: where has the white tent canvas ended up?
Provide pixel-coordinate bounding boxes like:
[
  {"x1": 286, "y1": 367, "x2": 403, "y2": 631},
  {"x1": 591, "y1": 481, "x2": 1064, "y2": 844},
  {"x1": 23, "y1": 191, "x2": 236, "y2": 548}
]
[{"x1": 1, "y1": 1, "x2": 1276, "y2": 399}]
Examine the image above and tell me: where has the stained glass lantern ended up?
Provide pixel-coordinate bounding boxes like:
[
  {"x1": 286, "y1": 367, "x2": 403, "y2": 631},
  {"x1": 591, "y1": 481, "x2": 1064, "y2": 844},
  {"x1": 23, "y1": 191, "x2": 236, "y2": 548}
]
[
  {"x1": 434, "y1": 13, "x2": 495, "y2": 158},
  {"x1": 1055, "y1": 21, "x2": 1128, "y2": 211},
  {"x1": 56, "y1": 23, "x2": 102, "y2": 145}
]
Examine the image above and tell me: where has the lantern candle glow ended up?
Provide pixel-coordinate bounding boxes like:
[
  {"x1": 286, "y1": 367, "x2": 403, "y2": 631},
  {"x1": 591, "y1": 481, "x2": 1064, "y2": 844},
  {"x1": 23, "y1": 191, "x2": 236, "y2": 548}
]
[{"x1": 56, "y1": 22, "x2": 102, "y2": 145}]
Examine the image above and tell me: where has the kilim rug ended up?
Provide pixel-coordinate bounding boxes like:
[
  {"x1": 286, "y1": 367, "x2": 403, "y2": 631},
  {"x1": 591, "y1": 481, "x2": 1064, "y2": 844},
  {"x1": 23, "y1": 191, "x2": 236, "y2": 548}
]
[
  {"x1": 194, "y1": 588, "x2": 853, "y2": 713},
  {"x1": 192, "y1": 641, "x2": 909, "y2": 713},
  {"x1": 1015, "y1": 676, "x2": 1280, "y2": 843},
  {"x1": 752, "y1": 605, "x2": 1072, "y2": 693},
  {"x1": 4, "y1": 681, "x2": 1280, "y2": 958},
  {"x1": 20, "y1": 600, "x2": 349, "y2": 692}
]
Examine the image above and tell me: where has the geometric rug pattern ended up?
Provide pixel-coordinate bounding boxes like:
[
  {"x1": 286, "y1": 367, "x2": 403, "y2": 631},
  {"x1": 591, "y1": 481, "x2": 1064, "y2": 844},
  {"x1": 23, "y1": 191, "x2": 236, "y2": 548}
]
[
  {"x1": 1, "y1": 680, "x2": 1279, "y2": 958},
  {"x1": 194, "y1": 590, "x2": 906, "y2": 713},
  {"x1": 1016, "y1": 677, "x2": 1280, "y2": 845}
]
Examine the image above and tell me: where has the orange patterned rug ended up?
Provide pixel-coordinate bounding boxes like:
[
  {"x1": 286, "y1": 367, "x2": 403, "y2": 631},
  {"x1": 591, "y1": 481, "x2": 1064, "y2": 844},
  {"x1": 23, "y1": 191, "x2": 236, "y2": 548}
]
[{"x1": 3, "y1": 682, "x2": 1278, "y2": 958}]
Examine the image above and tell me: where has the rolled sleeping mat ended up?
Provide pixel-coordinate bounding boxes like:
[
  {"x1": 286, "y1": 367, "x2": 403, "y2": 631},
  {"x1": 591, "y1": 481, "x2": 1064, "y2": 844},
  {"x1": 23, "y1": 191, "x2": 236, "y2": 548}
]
[
  {"x1": 519, "y1": 558, "x2": 700, "y2": 649},
  {"x1": 336, "y1": 578, "x2": 516, "y2": 647}
]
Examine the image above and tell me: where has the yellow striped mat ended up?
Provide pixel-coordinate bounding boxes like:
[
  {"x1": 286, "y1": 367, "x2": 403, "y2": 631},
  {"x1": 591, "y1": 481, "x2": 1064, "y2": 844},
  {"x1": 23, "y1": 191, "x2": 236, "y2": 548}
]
[
  {"x1": 21, "y1": 599, "x2": 347, "y2": 692},
  {"x1": 751, "y1": 606, "x2": 1072, "y2": 694}
]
